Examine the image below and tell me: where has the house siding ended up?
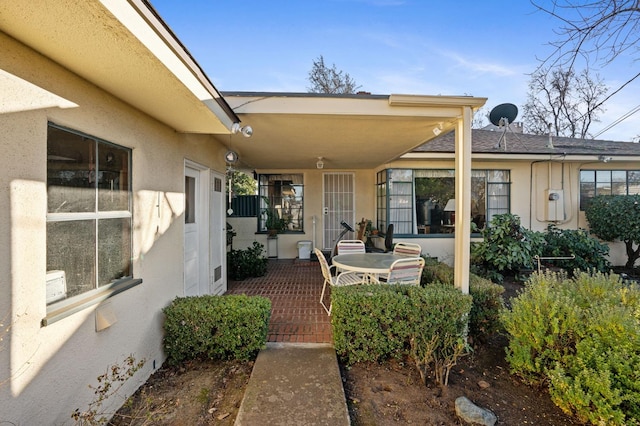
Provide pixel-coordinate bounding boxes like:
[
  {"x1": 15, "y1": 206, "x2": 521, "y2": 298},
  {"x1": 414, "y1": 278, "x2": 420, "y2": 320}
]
[
  {"x1": 387, "y1": 157, "x2": 640, "y2": 267},
  {"x1": 0, "y1": 33, "x2": 227, "y2": 424}
]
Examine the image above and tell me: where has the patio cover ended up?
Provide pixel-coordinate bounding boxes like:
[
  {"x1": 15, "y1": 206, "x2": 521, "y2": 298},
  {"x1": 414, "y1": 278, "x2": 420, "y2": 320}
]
[
  {"x1": 224, "y1": 92, "x2": 486, "y2": 294},
  {"x1": 223, "y1": 92, "x2": 486, "y2": 170}
]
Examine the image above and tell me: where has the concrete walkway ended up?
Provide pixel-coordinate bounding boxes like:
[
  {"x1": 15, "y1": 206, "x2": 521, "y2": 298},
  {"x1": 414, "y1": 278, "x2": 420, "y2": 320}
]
[{"x1": 235, "y1": 343, "x2": 350, "y2": 425}]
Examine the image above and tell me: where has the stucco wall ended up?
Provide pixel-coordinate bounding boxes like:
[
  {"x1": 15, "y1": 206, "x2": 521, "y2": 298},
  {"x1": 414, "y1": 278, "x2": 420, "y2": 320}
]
[
  {"x1": 388, "y1": 157, "x2": 640, "y2": 267},
  {"x1": 229, "y1": 169, "x2": 377, "y2": 259},
  {"x1": 0, "y1": 33, "x2": 228, "y2": 424}
]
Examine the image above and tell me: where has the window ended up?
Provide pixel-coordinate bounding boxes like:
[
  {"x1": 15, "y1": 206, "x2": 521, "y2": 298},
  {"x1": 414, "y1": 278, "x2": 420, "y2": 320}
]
[
  {"x1": 580, "y1": 169, "x2": 640, "y2": 210},
  {"x1": 377, "y1": 169, "x2": 510, "y2": 235},
  {"x1": 46, "y1": 124, "x2": 136, "y2": 314},
  {"x1": 258, "y1": 174, "x2": 304, "y2": 232}
]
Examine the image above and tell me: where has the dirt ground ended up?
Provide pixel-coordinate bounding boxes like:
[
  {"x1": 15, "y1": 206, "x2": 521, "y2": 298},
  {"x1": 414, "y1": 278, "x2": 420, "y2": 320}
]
[{"x1": 110, "y1": 279, "x2": 587, "y2": 425}]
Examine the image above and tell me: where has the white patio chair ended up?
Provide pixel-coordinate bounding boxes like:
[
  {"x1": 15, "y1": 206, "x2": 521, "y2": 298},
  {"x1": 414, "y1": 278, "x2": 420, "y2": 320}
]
[
  {"x1": 386, "y1": 257, "x2": 425, "y2": 286},
  {"x1": 392, "y1": 242, "x2": 422, "y2": 257},
  {"x1": 336, "y1": 239, "x2": 367, "y2": 277},
  {"x1": 315, "y1": 248, "x2": 366, "y2": 315},
  {"x1": 336, "y1": 239, "x2": 366, "y2": 255}
]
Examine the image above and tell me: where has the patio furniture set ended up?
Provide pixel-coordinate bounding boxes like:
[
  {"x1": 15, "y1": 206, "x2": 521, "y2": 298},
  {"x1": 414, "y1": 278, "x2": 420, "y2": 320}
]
[{"x1": 315, "y1": 241, "x2": 425, "y2": 315}]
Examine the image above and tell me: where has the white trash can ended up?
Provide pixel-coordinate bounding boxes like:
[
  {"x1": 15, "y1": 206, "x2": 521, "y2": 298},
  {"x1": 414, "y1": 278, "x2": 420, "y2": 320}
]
[{"x1": 297, "y1": 240, "x2": 313, "y2": 259}]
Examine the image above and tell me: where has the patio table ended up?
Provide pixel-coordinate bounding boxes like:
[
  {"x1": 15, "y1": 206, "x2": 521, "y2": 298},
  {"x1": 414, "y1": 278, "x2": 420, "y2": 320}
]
[{"x1": 331, "y1": 252, "x2": 406, "y2": 276}]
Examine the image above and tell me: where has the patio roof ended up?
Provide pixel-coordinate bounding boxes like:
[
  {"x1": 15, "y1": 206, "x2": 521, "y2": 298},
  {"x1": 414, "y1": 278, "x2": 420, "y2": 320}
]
[{"x1": 222, "y1": 92, "x2": 487, "y2": 170}]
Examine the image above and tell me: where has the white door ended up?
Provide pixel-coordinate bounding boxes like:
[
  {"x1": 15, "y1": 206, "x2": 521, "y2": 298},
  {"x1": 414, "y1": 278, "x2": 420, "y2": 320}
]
[
  {"x1": 323, "y1": 173, "x2": 355, "y2": 250},
  {"x1": 184, "y1": 162, "x2": 210, "y2": 297},
  {"x1": 210, "y1": 171, "x2": 226, "y2": 295}
]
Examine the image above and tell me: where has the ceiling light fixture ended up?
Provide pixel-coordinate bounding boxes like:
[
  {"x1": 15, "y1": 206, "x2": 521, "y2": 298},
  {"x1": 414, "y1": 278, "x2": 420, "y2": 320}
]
[
  {"x1": 231, "y1": 122, "x2": 253, "y2": 138},
  {"x1": 316, "y1": 157, "x2": 324, "y2": 169}
]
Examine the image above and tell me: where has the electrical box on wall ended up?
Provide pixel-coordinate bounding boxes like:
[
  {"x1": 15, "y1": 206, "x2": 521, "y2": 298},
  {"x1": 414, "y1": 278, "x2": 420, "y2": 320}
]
[{"x1": 546, "y1": 189, "x2": 565, "y2": 221}]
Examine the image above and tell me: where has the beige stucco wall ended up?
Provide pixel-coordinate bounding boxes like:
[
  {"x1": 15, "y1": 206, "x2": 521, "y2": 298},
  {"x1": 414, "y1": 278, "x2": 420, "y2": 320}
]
[
  {"x1": 388, "y1": 157, "x2": 640, "y2": 267},
  {"x1": 228, "y1": 169, "x2": 377, "y2": 259},
  {"x1": 0, "y1": 33, "x2": 228, "y2": 424}
]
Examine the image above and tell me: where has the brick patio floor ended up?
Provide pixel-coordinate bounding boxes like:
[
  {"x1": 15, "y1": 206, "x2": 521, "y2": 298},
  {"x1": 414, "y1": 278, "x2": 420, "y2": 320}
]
[{"x1": 226, "y1": 259, "x2": 332, "y2": 344}]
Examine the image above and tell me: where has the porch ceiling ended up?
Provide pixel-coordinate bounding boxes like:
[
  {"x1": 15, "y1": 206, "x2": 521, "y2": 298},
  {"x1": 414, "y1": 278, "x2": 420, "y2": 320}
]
[{"x1": 222, "y1": 93, "x2": 487, "y2": 170}]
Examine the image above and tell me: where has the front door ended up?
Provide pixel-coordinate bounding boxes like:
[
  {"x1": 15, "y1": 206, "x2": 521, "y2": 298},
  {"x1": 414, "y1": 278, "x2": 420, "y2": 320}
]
[
  {"x1": 322, "y1": 173, "x2": 355, "y2": 250},
  {"x1": 184, "y1": 161, "x2": 210, "y2": 297}
]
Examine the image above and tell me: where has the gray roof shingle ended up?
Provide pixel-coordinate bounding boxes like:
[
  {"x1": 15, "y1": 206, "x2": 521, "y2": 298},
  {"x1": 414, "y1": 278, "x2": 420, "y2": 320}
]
[{"x1": 415, "y1": 129, "x2": 640, "y2": 156}]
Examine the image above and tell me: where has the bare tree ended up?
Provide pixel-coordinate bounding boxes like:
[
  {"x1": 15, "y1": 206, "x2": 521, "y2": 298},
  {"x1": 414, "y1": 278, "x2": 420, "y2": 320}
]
[
  {"x1": 532, "y1": 0, "x2": 640, "y2": 102},
  {"x1": 472, "y1": 107, "x2": 490, "y2": 129},
  {"x1": 307, "y1": 55, "x2": 361, "y2": 94},
  {"x1": 522, "y1": 66, "x2": 608, "y2": 138}
]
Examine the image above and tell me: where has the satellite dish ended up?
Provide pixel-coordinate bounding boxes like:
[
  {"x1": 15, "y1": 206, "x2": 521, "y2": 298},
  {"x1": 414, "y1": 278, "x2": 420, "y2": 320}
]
[
  {"x1": 489, "y1": 103, "x2": 518, "y2": 127},
  {"x1": 489, "y1": 103, "x2": 518, "y2": 150}
]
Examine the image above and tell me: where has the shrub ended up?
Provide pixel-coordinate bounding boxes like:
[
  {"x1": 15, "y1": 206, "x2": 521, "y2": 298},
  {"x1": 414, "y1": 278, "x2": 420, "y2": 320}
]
[
  {"x1": 501, "y1": 271, "x2": 640, "y2": 425},
  {"x1": 421, "y1": 260, "x2": 505, "y2": 342},
  {"x1": 331, "y1": 284, "x2": 472, "y2": 386},
  {"x1": 331, "y1": 284, "x2": 414, "y2": 363},
  {"x1": 227, "y1": 241, "x2": 268, "y2": 280},
  {"x1": 543, "y1": 224, "x2": 610, "y2": 274},
  {"x1": 585, "y1": 194, "x2": 640, "y2": 268},
  {"x1": 407, "y1": 284, "x2": 472, "y2": 386},
  {"x1": 163, "y1": 294, "x2": 271, "y2": 365},
  {"x1": 471, "y1": 214, "x2": 545, "y2": 282}
]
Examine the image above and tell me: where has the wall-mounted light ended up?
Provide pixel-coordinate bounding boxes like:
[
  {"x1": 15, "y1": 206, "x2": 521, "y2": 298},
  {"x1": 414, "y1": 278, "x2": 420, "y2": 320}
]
[
  {"x1": 432, "y1": 122, "x2": 444, "y2": 136},
  {"x1": 599, "y1": 155, "x2": 612, "y2": 163},
  {"x1": 316, "y1": 157, "x2": 324, "y2": 169},
  {"x1": 231, "y1": 122, "x2": 253, "y2": 138}
]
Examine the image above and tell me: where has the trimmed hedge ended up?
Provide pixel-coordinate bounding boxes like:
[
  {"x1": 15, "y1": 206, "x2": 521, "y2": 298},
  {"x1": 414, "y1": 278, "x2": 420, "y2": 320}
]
[
  {"x1": 421, "y1": 261, "x2": 505, "y2": 342},
  {"x1": 501, "y1": 271, "x2": 640, "y2": 425},
  {"x1": 331, "y1": 284, "x2": 472, "y2": 368},
  {"x1": 163, "y1": 294, "x2": 271, "y2": 365}
]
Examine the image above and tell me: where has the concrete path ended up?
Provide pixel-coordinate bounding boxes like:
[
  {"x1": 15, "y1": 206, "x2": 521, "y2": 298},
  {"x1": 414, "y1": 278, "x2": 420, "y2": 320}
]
[{"x1": 235, "y1": 343, "x2": 350, "y2": 425}]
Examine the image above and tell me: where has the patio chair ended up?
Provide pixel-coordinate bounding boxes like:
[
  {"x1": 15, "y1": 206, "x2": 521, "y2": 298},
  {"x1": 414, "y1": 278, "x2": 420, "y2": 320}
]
[
  {"x1": 336, "y1": 239, "x2": 366, "y2": 255},
  {"x1": 392, "y1": 241, "x2": 422, "y2": 257},
  {"x1": 386, "y1": 257, "x2": 425, "y2": 285},
  {"x1": 336, "y1": 239, "x2": 368, "y2": 278},
  {"x1": 315, "y1": 248, "x2": 366, "y2": 315}
]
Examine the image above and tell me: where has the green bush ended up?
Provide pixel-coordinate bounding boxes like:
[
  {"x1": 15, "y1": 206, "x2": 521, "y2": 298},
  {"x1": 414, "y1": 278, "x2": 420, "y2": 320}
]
[
  {"x1": 227, "y1": 241, "x2": 268, "y2": 280},
  {"x1": 421, "y1": 261, "x2": 505, "y2": 342},
  {"x1": 331, "y1": 284, "x2": 472, "y2": 387},
  {"x1": 331, "y1": 284, "x2": 415, "y2": 363},
  {"x1": 501, "y1": 271, "x2": 640, "y2": 425},
  {"x1": 471, "y1": 213, "x2": 545, "y2": 282},
  {"x1": 586, "y1": 194, "x2": 640, "y2": 268},
  {"x1": 543, "y1": 224, "x2": 611, "y2": 274},
  {"x1": 163, "y1": 294, "x2": 271, "y2": 365},
  {"x1": 407, "y1": 284, "x2": 472, "y2": 386}
]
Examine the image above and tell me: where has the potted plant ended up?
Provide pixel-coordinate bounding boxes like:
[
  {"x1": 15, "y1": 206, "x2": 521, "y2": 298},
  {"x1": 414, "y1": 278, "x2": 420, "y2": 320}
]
[{"x1": 264, "y1": 208, "x2": 287, "y2": 236}]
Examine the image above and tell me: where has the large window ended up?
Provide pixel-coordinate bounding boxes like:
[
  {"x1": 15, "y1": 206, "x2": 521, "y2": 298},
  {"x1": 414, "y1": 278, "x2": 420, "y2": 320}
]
[
  {"x1": 580, "y1": 170, "x2": 640, "y2": 210},
  {"x1": 376, "y1": 169, "x2": 510, "y2": 235},
  {"x1": 46, "y1": 124, "x2": 134, "y2": 308},
  {"x1": 258, "y1": 174, "x2": 304, "y2": 232}
]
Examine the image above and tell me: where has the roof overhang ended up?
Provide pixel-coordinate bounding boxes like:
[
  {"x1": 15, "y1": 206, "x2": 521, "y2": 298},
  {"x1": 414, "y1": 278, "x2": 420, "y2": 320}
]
[
  {"x1": 0, "y1": 0, "x2": 238, "y2": 133},
  {"x1": 223, "y1": 92, "x2": 487, "y2": 170}
]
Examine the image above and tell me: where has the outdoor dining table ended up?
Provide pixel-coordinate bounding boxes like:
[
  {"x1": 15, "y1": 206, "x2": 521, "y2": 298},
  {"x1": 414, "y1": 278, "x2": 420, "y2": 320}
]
[{"x1": 331, "y1": 252, "x2": 406, "y2": 276}]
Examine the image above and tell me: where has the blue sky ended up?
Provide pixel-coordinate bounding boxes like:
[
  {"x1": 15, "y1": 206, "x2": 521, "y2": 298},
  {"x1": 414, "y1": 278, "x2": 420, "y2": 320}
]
[{"x1": 150, "y1": 0, "x2": 639, "y2": 141}]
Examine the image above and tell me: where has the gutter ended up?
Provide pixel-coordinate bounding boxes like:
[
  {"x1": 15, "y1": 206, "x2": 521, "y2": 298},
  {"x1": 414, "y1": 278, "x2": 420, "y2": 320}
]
[{"x1": 131, "y1": 0, "x2": 241, "y2": 128}]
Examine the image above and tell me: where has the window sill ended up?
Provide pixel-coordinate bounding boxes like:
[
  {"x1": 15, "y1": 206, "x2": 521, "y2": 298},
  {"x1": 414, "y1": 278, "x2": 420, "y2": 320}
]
[{"x1": 42, "y1": 278, "x2": 143, "y2": 327}]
